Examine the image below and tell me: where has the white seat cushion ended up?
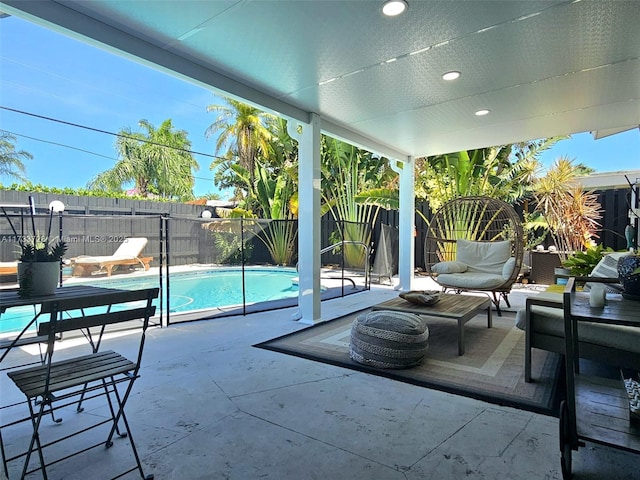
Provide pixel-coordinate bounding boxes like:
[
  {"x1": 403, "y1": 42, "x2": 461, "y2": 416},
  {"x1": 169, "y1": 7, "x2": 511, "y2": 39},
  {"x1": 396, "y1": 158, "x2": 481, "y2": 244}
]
[{"x1": 437, "y1": 272, "x2": 506, "y2": 289}]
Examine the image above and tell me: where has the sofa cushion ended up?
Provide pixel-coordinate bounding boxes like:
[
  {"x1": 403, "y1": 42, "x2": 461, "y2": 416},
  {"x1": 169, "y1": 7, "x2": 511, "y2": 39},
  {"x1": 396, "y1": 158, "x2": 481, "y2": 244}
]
[
  {"x1": 456, "y1": 239, "x2": 511, "y2": 275},
  {"x1": 431, "y1": 261, "x2": 468, "y2": 274},
  {"x1": 516, "y1": 292, "x2": 640, "y2": 353},
  {"x1": 585, "y1": 251, "x2": 630, "y2": 292},
  {"x1": 515, "y1": 291, "x2": 562, "y2": 330},
  {"x1": 530, "y1": 306, "x2": 640, "y2": 353},
  {"x1": 437, "y1": 272, "x2": 505, "y2": 290}
]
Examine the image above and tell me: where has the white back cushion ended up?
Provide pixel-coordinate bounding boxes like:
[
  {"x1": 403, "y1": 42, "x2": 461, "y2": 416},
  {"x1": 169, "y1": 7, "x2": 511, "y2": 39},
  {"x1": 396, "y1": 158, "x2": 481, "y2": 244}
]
[
  {"x1": 456, "y1": 239, "x2": 511, "y2": 275},
  {"x1": 590, "y1": 251, "x2": 631, "y2": 278}
]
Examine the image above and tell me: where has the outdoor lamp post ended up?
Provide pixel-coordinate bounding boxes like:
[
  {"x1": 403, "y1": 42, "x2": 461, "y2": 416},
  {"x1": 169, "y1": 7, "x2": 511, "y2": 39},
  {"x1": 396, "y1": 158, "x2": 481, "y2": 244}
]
[{"x1": 48, "y1": 200, "x2": 65, "y2": 214}]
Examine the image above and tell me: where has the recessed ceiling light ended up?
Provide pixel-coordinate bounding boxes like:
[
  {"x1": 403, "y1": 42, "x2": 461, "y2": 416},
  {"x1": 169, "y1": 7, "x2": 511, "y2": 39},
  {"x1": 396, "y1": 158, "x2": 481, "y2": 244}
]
[
  {"x1": 382, "y1": 0, "x2": 408, "y2": 17},
  {"x1": 177, "y1": 27, "x2": 204, "y2": 41},
  {"x1": 475, "y1": 109, "x2": 490, "y2": 116},
  {"x1": 442, "y1": 71, "x2": 461, "y2": 81}
]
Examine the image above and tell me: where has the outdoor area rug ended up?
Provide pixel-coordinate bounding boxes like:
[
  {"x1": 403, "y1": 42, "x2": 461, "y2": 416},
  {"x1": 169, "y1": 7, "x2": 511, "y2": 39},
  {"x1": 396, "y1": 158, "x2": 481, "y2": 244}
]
[{"x1": 255, "y1": 309, "x2": 564, "y2": 416}]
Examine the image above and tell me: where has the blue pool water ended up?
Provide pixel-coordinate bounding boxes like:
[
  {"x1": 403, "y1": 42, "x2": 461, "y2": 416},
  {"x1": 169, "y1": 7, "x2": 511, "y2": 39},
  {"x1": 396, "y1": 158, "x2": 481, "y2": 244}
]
[{"x1": 0, "y1": 267, "x2": 299, "y2": 334}]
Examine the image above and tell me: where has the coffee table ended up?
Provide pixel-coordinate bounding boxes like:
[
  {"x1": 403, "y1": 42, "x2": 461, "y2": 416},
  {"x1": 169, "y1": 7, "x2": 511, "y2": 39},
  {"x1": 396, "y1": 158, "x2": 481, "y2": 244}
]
[{"x1": 371, "y1": 294, "x2": 492, "y2": 355}]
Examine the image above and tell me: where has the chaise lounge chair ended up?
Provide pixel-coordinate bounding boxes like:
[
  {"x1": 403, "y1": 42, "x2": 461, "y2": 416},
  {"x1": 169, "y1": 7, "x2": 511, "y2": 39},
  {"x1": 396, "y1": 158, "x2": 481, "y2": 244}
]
[
  {"x1": 71, "y1": 237, "x2": 152, "y2": 277},
  {"x1": 0, "y1": 261, "x2": 18, "y2": 276}
]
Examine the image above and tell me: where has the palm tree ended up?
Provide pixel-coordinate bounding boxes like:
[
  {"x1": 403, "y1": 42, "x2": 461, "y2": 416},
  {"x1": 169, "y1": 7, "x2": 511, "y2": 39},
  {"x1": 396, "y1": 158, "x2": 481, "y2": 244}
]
[
  {"x1": 414, "y1": 137, "x2": 566, "y2": 213},
  {"x1": 89, "y1": 119, "x2": 198, "y2": 200},
  {"x1": 207, "y1": 115, "x2": 298, "y2": 214},
  {"x1": 0, "y1": 131, "x2": 31, "y2": 183},
  {"x1": 205, "y1": 97, "x2": 275, "y2": 189},
  {"x1": 209, "y1": 117, "x2": 300, "y2": 265}
]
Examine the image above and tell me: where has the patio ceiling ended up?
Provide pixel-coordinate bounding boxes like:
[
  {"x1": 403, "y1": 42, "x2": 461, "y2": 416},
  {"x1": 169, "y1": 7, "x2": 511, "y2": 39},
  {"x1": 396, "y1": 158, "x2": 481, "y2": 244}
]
[{"x1": 2, "y1": 0, "x2": 639, "y2": 160}]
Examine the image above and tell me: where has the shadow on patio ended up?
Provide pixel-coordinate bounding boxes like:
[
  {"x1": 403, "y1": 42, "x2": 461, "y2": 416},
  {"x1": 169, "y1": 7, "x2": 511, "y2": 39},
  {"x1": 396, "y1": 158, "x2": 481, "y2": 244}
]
[{"x1": 1, "y1": 280, "x2": 636, "y2": 479}]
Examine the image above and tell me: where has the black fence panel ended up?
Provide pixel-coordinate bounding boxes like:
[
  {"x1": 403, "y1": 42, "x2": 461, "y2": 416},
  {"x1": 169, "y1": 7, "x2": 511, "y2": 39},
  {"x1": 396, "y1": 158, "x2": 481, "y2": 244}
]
[
  {"x1": 1, "y1": 187, "x2": 633, "y2": 276},
  {"x1": 597, "y1": 189, "x2": 633, "y2": 251}
]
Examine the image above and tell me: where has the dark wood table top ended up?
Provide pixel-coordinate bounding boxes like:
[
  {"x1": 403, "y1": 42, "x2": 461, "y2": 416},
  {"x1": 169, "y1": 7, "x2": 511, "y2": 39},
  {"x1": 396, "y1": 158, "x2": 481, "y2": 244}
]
[
  {"x1": 372, "y1": 293, "x2": 490, "y2": 319},
  {"x1": 0, "y1": 285, "x2": 152, "y2": 313},
  {"x1": 570, "y1": 292, "x2": 640, "y2": 327}
]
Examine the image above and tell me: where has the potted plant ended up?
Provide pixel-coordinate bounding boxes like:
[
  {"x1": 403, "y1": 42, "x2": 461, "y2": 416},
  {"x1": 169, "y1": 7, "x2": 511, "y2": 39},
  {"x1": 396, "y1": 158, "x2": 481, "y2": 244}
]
[
  {"x1": 7, "y1": 197, "x2": 68, "y2": 298},
  {"x1": 17, "y1": 233, "x2": 67, "y2": 298},
  {"x1": 562, "y1": 244, "x2": 612, "y2": 277}
]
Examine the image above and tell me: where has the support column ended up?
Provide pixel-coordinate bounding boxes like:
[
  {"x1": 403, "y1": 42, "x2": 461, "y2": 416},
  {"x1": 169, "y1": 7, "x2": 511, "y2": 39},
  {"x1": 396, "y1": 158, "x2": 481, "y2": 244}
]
[
  {"x1": 391, "y1": 157, "x2": 415, "y2": 291},
  {"x1": 288, "y1": 114, "x2": 322, "y2": 324}
]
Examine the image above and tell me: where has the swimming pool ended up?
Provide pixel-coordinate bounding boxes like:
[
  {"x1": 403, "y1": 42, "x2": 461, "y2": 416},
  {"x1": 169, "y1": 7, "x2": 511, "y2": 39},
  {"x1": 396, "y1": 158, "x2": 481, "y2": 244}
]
[{"x1": 0, "y1": 267, "x2": 299, "y2": 334}]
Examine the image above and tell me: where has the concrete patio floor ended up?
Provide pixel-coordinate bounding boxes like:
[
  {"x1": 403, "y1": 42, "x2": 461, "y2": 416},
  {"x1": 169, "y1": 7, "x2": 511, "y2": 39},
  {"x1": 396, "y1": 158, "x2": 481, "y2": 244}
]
[{"x1": 1, "y1": 279, "x2": 637, "y2": 479}]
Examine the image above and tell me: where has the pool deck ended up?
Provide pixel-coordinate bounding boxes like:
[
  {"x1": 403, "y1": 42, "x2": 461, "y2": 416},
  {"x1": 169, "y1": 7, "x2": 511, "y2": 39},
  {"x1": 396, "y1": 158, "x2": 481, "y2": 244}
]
[{"x1": 0, "y1": 277, "x2": 637, "y2": 479}]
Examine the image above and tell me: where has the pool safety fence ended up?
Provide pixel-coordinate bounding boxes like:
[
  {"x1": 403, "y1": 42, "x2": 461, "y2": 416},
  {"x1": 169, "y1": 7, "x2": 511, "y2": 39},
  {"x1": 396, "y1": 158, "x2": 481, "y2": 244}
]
[{"x1": 0, "y1": 206, "x2": 371, "y2": 332}]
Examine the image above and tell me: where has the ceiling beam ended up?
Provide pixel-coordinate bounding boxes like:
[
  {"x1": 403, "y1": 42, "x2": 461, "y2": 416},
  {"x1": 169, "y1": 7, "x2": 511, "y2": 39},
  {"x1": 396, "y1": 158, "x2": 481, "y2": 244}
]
[{"x1": 320, "y1": 119, "x2": 410, "y2": 161}]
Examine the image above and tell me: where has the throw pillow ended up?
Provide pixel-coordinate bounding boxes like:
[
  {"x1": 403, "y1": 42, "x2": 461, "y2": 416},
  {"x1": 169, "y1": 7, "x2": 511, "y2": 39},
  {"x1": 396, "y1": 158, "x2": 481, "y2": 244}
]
[
  {"x1": 431, "y1": 261, "x2": 468, "y2": 274},
  {"x1": 585, "y1": 251, "x2": 631, "y2": 292},
  {"x1": 502, "y1": 257, "x2": 516, "y2": 280}
]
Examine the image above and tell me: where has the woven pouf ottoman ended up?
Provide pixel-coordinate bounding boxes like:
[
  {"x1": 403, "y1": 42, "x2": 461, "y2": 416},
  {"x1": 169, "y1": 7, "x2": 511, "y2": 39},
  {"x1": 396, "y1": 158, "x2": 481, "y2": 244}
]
[{"x1": 349, "y1": 310, "x2": 429, "y2": 369}]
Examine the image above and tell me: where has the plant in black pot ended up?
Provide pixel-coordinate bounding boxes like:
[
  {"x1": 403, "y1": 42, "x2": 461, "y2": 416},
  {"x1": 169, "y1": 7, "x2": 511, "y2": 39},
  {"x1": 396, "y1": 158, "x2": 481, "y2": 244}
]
[
  {"x1": 17, "y1": 233, "x2": 68, "y2": 299},
  {"x1": 7, "y1": 197, "x2": 68, "y2": 298}
]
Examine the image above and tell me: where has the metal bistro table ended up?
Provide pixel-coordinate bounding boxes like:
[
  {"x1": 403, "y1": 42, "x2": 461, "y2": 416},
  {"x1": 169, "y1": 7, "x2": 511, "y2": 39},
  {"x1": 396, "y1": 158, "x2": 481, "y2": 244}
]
[{"x1": 559, "y1": 277, "x2": 640, "y2": 479}]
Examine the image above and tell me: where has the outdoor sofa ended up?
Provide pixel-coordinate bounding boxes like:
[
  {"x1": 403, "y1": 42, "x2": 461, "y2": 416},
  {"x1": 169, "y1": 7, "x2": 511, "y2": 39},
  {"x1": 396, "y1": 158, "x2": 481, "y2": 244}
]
[{"x1": 515, "y1": 252, "x2": 640, "y2": 382}]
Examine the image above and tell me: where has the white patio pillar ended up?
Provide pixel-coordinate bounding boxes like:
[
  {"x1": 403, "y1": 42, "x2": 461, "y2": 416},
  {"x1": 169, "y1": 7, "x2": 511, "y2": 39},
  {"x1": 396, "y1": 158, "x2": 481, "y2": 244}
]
[
  {"x1": 288, "y1": 113, "x2": 322, "y2": 324},
  {"x1": 391, "y1": 156, "x2": 415, "y2": 291}
]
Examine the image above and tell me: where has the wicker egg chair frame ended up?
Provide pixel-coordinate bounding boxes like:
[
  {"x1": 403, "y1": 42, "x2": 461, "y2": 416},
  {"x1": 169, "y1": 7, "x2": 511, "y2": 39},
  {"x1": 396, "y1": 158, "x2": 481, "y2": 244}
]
[{"x1": 423, "y1": 196, "x2": 524, "y2": 315}]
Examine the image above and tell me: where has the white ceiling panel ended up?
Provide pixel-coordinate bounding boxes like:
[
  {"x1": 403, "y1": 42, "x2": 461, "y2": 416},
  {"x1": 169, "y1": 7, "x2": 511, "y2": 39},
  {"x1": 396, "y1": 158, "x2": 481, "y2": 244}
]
[
  {"x1": 353, "y1": 59, "x2": 640, "y2": 154},
  {"x1": 2, "y1": 0, "x2": 639, "y2": 160}
]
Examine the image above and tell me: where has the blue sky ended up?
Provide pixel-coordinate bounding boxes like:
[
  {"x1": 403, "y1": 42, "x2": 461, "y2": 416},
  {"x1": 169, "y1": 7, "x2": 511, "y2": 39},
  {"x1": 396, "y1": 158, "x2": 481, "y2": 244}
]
[{"x1": 1, "y1": 15, "x2": 638, "y2": 199}]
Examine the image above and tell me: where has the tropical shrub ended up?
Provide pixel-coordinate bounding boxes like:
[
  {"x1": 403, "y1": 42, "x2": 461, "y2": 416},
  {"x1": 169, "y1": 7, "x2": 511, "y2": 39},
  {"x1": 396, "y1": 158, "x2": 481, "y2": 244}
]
[
  {"x1": 210, "y1": 231, "x2": 253, "y2": 264},
  {"x1": 414, "y1": 138, "x2": 565, "y2": 213},
  {"x1": 531, "y1": 157, "x2": 602, "y2": 262},
  {"x1": 562, "y1": 244, "x2": 612, "y2": 276},
  {"x1": 321, "y1": 138, "x2": 393, "y2": 268}
]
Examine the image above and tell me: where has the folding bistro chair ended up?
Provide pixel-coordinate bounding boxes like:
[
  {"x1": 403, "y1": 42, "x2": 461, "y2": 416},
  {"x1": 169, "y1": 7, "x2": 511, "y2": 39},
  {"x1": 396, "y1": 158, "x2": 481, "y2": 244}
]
[{"x1": 6, "y1": 287, "x2": 158, "y2": 479}]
